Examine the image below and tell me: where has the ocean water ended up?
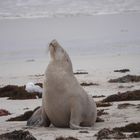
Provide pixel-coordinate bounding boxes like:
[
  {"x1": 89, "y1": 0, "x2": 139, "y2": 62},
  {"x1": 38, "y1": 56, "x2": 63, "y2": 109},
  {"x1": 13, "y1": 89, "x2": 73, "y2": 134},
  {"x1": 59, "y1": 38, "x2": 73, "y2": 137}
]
[{"x1": 0, "y1": 0, "x2": 140, "y2": 19}]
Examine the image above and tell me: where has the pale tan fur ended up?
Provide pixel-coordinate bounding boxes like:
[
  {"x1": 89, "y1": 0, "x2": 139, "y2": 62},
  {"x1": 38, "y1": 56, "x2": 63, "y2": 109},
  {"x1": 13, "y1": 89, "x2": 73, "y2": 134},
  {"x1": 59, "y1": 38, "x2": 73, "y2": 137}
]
[{"x1": 27, "y1": 40, "x2": 97, "y2": 129}]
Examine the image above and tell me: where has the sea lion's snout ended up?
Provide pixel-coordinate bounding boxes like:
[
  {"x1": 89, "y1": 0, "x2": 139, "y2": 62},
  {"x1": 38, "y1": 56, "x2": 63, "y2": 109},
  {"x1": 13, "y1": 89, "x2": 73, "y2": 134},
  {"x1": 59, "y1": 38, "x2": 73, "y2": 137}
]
[
  {"x1": 49, "y1": 43, "x2": 56, "y2": 52},
  {"x1": 49, "y1": 39, "x2": 63, "y2": 60},
  {"x1": 49, "y1": 39, "x2": 59, "y2": 49}
]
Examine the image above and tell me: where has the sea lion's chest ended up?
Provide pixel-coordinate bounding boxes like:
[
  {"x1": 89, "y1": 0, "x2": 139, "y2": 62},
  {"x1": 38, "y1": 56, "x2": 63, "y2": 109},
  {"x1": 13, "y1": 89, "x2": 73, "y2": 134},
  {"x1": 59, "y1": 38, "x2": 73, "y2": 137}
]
[
  {"x1": 46, "y1": 67, "x2": 73, "y2": 94},
  {"x1": 46, "y1": 70, "x2": 72, "y2": 107},
  {"x1": 44, "y1": 69, "x2": 73, "y2": 126}
]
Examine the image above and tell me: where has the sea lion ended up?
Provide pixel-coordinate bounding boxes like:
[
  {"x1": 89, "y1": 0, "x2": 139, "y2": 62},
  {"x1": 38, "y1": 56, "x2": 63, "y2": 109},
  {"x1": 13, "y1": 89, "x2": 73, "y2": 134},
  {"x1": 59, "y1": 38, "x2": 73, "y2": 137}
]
[{"x1": 27, "y1": 40, "x2": 97, "y2": 129}]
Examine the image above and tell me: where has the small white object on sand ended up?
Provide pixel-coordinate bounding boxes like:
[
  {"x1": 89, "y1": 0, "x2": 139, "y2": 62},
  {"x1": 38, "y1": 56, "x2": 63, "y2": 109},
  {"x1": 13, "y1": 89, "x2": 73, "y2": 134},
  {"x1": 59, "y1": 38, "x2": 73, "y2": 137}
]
[{"x1": 25, "y1": 82, "x2": 42, "y2": 93}]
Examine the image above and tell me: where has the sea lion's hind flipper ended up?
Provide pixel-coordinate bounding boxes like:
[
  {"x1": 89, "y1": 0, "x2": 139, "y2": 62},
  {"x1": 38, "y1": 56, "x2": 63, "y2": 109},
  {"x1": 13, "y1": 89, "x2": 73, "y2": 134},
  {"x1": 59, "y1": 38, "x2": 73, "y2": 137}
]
[{"x1": 27, "y1": 107, "x2": 50, "y2": 127}]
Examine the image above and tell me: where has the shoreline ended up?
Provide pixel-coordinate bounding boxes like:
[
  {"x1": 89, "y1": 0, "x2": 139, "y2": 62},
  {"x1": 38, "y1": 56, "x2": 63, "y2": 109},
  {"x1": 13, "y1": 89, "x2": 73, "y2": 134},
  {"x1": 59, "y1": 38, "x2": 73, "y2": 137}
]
[{"x1": 0, "y1": 11, "x2": 140, "y2": 20}]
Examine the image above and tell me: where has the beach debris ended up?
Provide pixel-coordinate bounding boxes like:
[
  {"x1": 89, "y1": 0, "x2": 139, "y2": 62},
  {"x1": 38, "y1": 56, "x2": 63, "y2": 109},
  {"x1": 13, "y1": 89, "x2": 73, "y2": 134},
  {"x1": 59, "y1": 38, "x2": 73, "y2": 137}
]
[
  {"x1": 0, "y1": 130, "x2": 36, "y2": 140},
  {"x1": 114, "y1": 69, "x2": 130, "y2": 73},
  {"x1": 96, "y1": 117, "x2": 104, "y2": 122},
  {"x1": 26, "y1": 59, "x2": 35, "y2": 62},
  {"x1": 24, "y1": 107, "x2": 29, "y2": 110},
  {"x1": 29, "y1": 74, "x2": 44, "y2": 78},
  {"x1": 56, "y1": 136, "x2": 79, "y2": 140},
  {"x1": 118, "y1": 85, "x2": 134, "y2": 89},
  {"x1": 93, "y1": 95, "x2": 105, "y2": 98},
  {"x1": 136, "y1": 104, "x2": 140, "y2": 110},
  {"x1": 96, "y1": 101, "x2": 112, "y2": 107},
  {"x1": 108, "y1": 75, "x2": 140, "y2": 83},
  {"x1": 7, "y1": 107, "x2": 40, "y2": 121},
  {"x1": 97, "y1": 109, "x2": 108, "y2": 116},
  {"x1": 0, "y1": 85, "x2": 42, "y2": 99},
  {"x1": 74, "y1": 71, "x2": 88, "y2": 75},
  {"x1": 130, "y1": 132, "x2": 140, "y2": 138},
  {"x1": 35, "y1": 83, "x2": 43, "y2": 88},
  {"x1": 117, "y1": 103, "x2": 136, "y2": 109},
  {"x1": 102, "y1": 90, "x2": 140, "y2": 102},
  {"x1": 95, "y1": 128, "x2": 126, "y2": 140},
  {"x1": 25, "y1": 82, "x2": 42, "y2": 93},
  {"x1": 7, "y1": 111, "x2": 33, "y2": 121},
  {"x1": 113, "y1": 122, "x2": 140, "y2": 132},
  {"x1": 79, "y1": 130, "x2": 89, "y2": 133},
  {"x1": 0, "y1": 109, "x2": 11, "y2": 116},
  {"x1": 96, "y1": 109, "x2": 108, "y2": 122},
  {"x1": 80, "y1": 82, "x2": 99, "y2": 86}
]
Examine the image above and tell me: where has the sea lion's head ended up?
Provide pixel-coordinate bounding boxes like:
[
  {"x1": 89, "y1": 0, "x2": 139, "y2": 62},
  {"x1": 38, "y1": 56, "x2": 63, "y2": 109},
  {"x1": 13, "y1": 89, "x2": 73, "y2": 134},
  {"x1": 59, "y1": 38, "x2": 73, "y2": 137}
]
[{"x1": 49, "y1": 40, "x2": 73, "y2": 72}]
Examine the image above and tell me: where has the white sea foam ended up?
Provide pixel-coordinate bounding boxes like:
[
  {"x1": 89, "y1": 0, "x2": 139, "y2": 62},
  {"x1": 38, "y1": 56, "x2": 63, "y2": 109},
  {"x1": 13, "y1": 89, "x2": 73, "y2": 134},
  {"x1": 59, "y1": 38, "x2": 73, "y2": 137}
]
[{"x1": 0, "y1": 0, "x2": 140, "y2": 19}]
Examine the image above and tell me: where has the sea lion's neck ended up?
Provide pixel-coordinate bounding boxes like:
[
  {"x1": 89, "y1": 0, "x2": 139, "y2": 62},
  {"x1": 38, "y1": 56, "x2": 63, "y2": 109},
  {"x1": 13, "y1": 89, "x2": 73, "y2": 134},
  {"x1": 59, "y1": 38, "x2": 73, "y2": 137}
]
[{"x1": 48, "y1": 60, "x2": 73, "y2": 74}]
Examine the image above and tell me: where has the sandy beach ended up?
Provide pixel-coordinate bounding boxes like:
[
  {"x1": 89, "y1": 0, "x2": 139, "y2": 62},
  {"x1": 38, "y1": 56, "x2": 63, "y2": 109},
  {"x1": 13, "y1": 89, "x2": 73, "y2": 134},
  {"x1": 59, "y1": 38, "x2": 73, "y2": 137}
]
[{"x1": 0, "y1": 10, "x2": 140, "y2": 140}]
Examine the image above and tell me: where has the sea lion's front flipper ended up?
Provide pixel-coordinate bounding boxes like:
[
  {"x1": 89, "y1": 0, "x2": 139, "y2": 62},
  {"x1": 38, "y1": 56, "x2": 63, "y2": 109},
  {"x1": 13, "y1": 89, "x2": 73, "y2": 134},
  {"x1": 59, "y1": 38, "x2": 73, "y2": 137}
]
[{"x1": 27, "y1": 107, "x2": 50, "y2": 127}]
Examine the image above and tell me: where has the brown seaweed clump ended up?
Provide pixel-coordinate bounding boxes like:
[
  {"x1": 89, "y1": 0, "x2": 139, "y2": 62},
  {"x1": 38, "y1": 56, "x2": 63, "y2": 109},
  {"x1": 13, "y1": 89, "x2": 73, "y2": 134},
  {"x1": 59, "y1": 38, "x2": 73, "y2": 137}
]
[
  {"x1": 113, "y1": 122, "x2": 140, "y2": 132},
  {"x1": 97, "y1": 109, "x2": 108, "y2": 116},
  {"x1": 130, "y1": 132, "x2": 140, "y2": 138},
  {"x1": 80, "y1": 82, "x2": 99, "y2": 86},
  {"x1": 74, "y1": 72, "x2": 88, "y2": 75},
  {"x1": 7, "y1": 107, "x2": 40, "y2": 121},
  {"x1": 96, "y1": 101, "x2": 112, "y2": 107},
  {"x1": 79, "y1": 131, "x2": 89, "y2": 133},
  {"x1": 0, "y1": 85, "x2": 42, "y2": 100},
  {"x1": 117, "y1": 103, "x2": 136, "y2": 109},
  {"x1": 0, "y1": 109, "x2": 11, "y2": 116},
  {"x1": 35, "y1": 83, "x2": 43, "y2": 88},
  {"x1": 96, "y1": 117, "x2": 104, "y2": 122},
  {"x1": 56, "y1": 136, "x2": 79, "y2": 140},
  {"x1": 96, "y1": 109, "x2": 108, "y2": 123},
  {"x1": 0, "y1": 130, "x2": 36, "y2": 140},
  {"x1": 95, "y1": 128, "x2": 126, "y2": 140},
  {"x1": 108, "y1": 75, "x2": 140, "y2": 83},
  {"x1": 102, "y1": 90, "x2": 140, "y2": 102},
  {"x1": 7, "y1": 111, "x2": 33, "y2": 122},
  {"x1": 114, "y1": 69, "x2": 130, "y2": 73},
  {"x1": 92, "y1": 95, "x2": 105, "y2": 98}
]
